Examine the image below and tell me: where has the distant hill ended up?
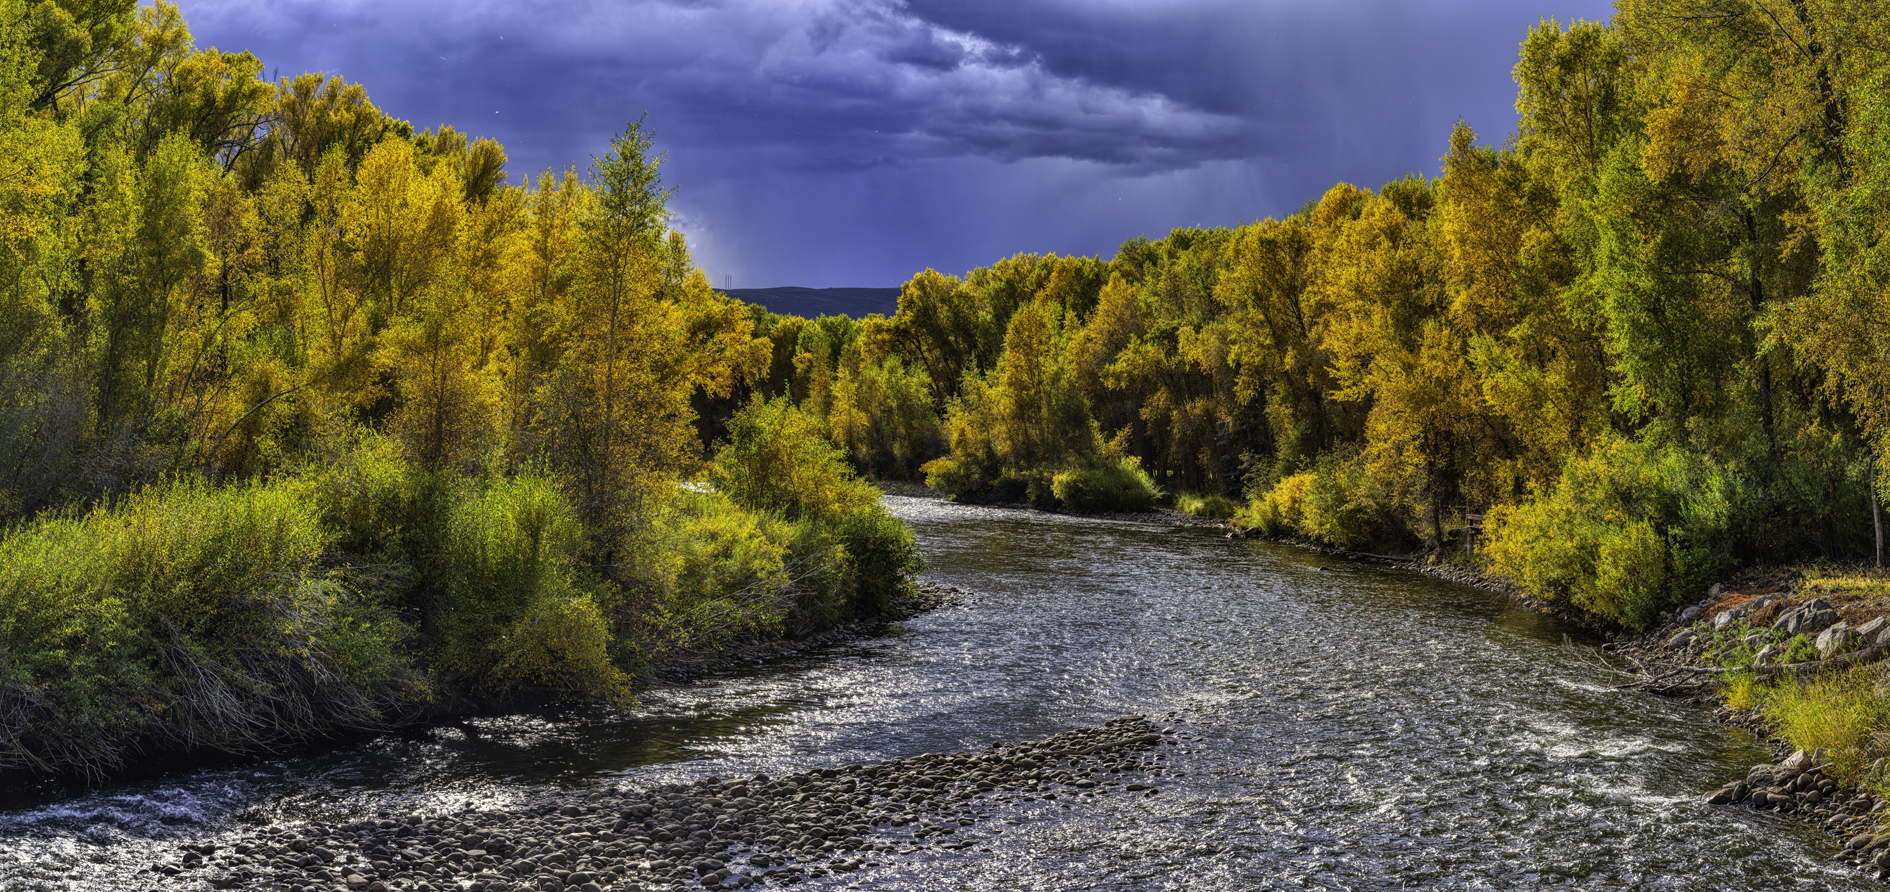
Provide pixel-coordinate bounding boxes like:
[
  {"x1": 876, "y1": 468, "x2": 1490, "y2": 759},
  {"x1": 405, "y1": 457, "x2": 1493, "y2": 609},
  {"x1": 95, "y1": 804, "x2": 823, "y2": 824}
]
[{"x1": 721, "y1": 286, "x2": 901, "y2": 319}]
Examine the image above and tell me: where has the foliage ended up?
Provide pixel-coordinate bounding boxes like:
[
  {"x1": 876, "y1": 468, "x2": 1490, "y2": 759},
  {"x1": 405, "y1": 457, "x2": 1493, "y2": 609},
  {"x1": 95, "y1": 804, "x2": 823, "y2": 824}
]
[
  {"x1": 1051, "y1": 452, "x2": 1161, "y2": 514},
  {"x1": 0, "y1": 477, "x2": 424, "y2": 774},
  {"x1": 1239, "y1": 450, "x2": 1398, "y2": 550},
  {"x1": 0, "y1": 0, "x2": 918, "y2": 776},
  {"x1": 1483, "y1": 436, "x2": 1745, "y2": 628},
  {"x1": 712, "y1": 396, "x2": 880, "y2": 522},
  {"x1": 1175, "y1": 491, "x2": 1242, "y2": 521}
]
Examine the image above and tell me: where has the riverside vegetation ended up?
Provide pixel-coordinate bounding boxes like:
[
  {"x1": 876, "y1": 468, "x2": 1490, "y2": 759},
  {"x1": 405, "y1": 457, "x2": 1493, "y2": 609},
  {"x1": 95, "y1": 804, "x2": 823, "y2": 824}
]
[{"x1": 0, "y1": 1, "x2": 918, "y2": 777}]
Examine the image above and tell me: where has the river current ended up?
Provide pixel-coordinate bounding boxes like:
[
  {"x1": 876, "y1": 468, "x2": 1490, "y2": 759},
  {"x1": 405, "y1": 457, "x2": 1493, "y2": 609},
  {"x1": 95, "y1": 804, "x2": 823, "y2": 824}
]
[{"x1": 0, "y1": 496, "x2": 1868, "y2": 890}]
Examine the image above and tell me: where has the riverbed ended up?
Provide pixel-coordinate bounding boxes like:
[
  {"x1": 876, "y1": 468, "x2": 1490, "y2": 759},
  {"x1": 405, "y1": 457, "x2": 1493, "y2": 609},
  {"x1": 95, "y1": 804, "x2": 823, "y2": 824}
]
[{"x1": 0, "y1": 495, "x2": 1868, "y2": 890}]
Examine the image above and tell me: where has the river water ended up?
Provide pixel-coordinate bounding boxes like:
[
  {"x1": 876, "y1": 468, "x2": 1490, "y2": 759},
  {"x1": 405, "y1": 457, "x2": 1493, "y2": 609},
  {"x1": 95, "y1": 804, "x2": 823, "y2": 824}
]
[{"x1": 0, "y1": 496, "x2": 1869, "y2": 890}]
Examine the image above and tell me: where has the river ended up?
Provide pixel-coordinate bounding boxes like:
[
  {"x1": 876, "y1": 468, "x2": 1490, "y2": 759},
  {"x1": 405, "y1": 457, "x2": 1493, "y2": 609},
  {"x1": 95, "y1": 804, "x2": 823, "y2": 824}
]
[{"x1": 0, "y1": 496, "x2": 1868, "y2": 890}]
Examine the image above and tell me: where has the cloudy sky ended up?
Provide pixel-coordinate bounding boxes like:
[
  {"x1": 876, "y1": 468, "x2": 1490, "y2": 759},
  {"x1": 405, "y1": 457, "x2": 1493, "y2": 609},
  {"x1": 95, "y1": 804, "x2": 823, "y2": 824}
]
[{"x1": 178, "y1": 0, "x2": 1616, "y2": 288}]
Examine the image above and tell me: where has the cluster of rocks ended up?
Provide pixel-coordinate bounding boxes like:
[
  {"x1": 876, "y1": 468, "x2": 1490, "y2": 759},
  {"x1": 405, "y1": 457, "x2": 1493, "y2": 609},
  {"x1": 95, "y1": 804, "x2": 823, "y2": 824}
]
[
  {"x1": 157, "y1": 715, "x2": 1174, "y2": 892},
  {"x1": 1656, "y1": 596, "x2": 1890, "y2": 668},
  {"x1": 1704, "y1": 748, "x2": 1890, "y2": 878}
]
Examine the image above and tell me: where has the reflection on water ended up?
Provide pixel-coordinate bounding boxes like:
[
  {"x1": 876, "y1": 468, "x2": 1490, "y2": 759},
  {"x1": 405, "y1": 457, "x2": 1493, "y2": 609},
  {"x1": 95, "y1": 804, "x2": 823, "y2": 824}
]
[{"x1": 0, "y1": 495, "x2": 1866, "y2": 890}]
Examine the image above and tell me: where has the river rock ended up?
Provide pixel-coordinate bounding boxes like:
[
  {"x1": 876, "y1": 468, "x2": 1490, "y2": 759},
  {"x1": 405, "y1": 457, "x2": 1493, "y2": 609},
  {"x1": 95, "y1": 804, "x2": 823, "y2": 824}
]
[
  {"x1": 1667, "y1": 629, "x2": 1698, "y2": 649},
  {"x1": 163, "y1": 716, "x2": 1175, "y2": 892},
  {"x1": 1858, "y1": 617, "x2": 1890, "y2": 646},
  {"x1": 1782, "y1": 748, "x2": 1828, "y2": 773},
  {"x1": 1753, "y1": 644, "x2": 1775, "y2": 665},
  {"x1": 1817, "y1": 623, "x2": 1861, "y2": 659},
  {"x1": 1775, "y1": 599, "x2": 1840, "y2": 636}
]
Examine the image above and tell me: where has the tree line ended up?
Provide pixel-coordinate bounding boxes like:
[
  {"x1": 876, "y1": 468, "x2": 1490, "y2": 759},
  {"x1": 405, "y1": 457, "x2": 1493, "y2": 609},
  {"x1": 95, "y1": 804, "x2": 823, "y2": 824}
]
[{"x1": 761, "y1": 4, "x2": 1890, "y2": 629}]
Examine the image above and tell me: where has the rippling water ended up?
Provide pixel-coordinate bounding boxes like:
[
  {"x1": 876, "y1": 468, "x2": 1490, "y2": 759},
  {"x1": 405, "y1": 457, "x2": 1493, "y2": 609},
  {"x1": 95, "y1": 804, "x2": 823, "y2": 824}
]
[{"x1": 0, "y1": 496, "x2": 1867, "y2": 890}]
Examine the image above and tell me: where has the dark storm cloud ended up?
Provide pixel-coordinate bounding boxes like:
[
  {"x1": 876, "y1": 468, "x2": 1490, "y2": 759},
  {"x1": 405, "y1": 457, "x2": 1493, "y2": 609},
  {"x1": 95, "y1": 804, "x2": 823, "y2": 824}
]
[{"x1": 179, "y1": 0, "x2": 1614, "y2": 287}]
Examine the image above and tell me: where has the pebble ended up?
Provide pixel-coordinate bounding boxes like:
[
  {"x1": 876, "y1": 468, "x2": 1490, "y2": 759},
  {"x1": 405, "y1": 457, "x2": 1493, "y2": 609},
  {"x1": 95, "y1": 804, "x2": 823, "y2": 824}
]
[{"x1": 158, "y1": 716, "x2": 1174, "y2": 891}]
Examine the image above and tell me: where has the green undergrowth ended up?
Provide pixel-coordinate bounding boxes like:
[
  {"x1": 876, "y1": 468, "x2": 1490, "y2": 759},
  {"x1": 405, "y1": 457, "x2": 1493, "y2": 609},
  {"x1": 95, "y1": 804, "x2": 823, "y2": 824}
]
[
  {"x1": 0, "y1": 401, "x2": 919, "y2": 778},
  {"x1": 1174, "y1": 492, "x2": 1242, "y2": 521}
]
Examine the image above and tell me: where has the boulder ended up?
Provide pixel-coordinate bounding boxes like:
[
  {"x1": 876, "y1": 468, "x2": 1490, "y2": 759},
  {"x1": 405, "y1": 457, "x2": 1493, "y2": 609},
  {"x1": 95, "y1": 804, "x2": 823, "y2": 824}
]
[
  {"x1": 1818, "y1": 623, "x2": 1862, "y2": 659},
  {"x1": 1775, "y1": 599, "x2": 1840, "y2": 636},
  {"x1": 1782, "y1": 748, "x2": 1828, "y2": 773},
  {"x1": 1715, "y1": 609, "x2": 1744, "y2": 631},
  {"x1": 1667, "y1": 629, "x2": 1698, "y2": 649},
  {"x1": 1857, "y1": 616, "x2": 1890, "y2": 646},
  {"x1": 1753, "y1": 644, "x2": 1775, "y2": 665}
]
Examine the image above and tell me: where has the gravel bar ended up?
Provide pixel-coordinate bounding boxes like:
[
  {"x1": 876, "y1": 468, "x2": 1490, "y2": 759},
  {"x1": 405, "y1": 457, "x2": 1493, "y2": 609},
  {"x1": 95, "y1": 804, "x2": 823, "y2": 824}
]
[{"x1": 157, "y1": 715, "x2": 1175, "y2": 891}]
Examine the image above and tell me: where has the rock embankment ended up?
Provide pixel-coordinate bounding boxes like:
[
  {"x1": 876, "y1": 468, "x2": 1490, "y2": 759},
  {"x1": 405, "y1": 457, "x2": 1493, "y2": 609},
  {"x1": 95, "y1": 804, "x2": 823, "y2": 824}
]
[
  {"x1": 159, "y1": 715, "x2": 1174, "y2": 892},
  {"x1": 1702, "y1": 746, "x2": 1890, "y2": 877}
]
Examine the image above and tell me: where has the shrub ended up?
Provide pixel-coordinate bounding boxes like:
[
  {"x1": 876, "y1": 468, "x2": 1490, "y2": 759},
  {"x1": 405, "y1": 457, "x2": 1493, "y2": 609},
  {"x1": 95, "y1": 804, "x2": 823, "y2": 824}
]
[
  {"x1": 432, "y1": 473, "x2": 587, "y2": 677},
  {"x1": 828, "y1": 504, "x2": 924, "y2": 614},
  {"x1": 0, "y1": 478, "x2": 423, "y2": 774},
  {"x1": 490, "y1": 594, "x2": 631, "y2": 703},
  {"x1": 1175, "y1": 491, "x2": 1242, "y2": 520},
  {"x1": 1052, "y1": 453, "x2": 1160, "y2": 513},
  {"x1": 623, "y1": 488, "x2": 798, "y2": 651},
  {"x1": 1483, "y1": 436, "x2": 1746, "y2": 629},
  {"x1": 1238, "y1": 452, "x2": 1390, "y2": 549},
  {"x1": 713, "y1": 396, "x2": 879, "y2": 522}
]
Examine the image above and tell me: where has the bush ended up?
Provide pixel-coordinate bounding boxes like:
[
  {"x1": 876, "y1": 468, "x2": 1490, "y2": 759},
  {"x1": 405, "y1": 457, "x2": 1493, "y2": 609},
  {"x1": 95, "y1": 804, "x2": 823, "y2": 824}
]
[
  {"x1": 490, "y1": 594, "x2": 630, "y2": 703},
  {"x1": 622, "y1": 488, "x2": 797, "y2": 651},
  {"x1": 1052, "y1": 453, "x2": 1160, "y2": 513},
  {"x1": 1483, "y1": 435, "x2": 1745, "y2": 629},
  {"x1": 1238, "y1": 452, "x2": 1391, "y2": 549},
  {"x1": 433, "y1": 473, "x2": 587, "y2": 678},
  {"x1": 1175, "y1": 491, "x2": 1242, "y2": 520},
  {"x1": 713, "y1": 396, "x2": 879, "y2": 522},
  {"x1": 828, "y1": 504, "x2": 924, "y2": 614}
]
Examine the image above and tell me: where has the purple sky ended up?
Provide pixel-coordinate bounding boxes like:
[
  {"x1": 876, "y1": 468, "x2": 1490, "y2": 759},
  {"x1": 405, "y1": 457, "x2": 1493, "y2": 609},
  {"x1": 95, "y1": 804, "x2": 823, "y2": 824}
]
[{"x1": 178, "y1": 0, "x2": 1617, "y2": 288}]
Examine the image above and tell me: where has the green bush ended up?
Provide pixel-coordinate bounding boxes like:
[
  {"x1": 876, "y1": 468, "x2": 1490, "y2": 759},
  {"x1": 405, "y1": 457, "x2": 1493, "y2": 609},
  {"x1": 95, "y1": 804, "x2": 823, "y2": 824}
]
[
  {"x1": 433, "y1": 473, "x2": 587, "y2": 677},
  {"x1": 713, "y1": 396, "x2": 880, "y2": 522},
  {"x1": 623, "y1": 488, "x2": 797, "y2": 651},
  {"x1": 1052, "y1": 453, "x2": 1160, "y2": 513},
  {"x1": 1238, "y1": 452, "x2": 1390, "y2": 549},
  {"x1": 490, "y1": 593, "x2": 630, "y2": 703},
  {"x1": 1175, "y1": 491, "x2": 1242, "y2": 520},
  {"x1": 1484, "y1": 435, "x2": 1746, "y2": 629},
  {"x1": 829, "y1": 504, "x2": 924, "y2": 614}
]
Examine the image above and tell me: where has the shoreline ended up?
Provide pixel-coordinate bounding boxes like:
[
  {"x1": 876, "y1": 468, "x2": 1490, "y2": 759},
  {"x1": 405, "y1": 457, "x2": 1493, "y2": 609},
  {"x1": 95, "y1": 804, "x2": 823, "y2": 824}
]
[
  {"x1": 645, "y1": 580, "x2": 967, "y2": 684},
  {"x1": 0, "y1": 579, "x2": 963, "y2": 795}
]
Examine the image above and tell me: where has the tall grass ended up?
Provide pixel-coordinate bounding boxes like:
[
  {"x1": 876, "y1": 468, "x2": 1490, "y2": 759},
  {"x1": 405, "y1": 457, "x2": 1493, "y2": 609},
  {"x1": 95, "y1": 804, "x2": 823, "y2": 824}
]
[
  {"x1": 0, "y1": 479, "x2": 424, "y2": 776},
  {"x1": 0, "y1": 423, "x2": 925, "y2": 775},
  {"x1": 1761, "y1": 668, "x2": 1890, "y2": 784}
]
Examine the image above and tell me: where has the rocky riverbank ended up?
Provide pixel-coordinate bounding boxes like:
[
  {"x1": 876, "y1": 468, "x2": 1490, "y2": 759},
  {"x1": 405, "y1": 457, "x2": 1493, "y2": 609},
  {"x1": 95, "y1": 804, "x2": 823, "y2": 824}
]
[
  {"x1": 1615, "y1": 567, "x2": 1890, "y2": 882},
  {"x1": 155, "y1": 716, "x2": 1176, "y2": 892}
]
